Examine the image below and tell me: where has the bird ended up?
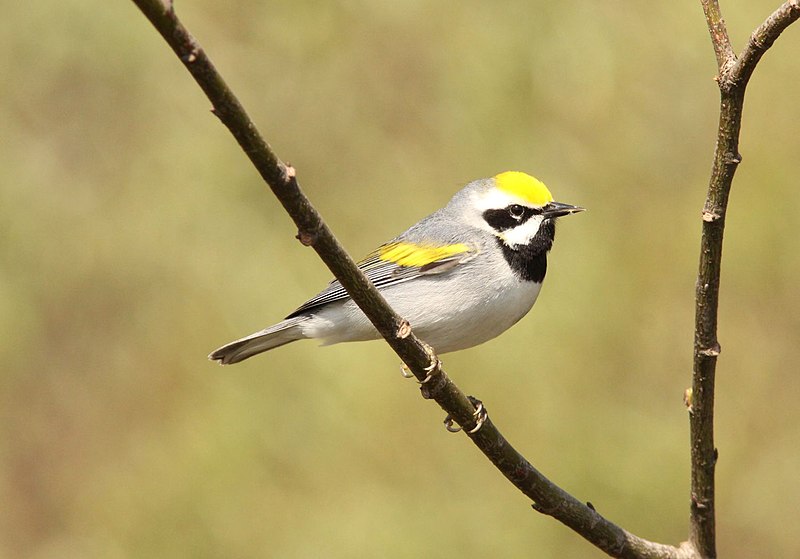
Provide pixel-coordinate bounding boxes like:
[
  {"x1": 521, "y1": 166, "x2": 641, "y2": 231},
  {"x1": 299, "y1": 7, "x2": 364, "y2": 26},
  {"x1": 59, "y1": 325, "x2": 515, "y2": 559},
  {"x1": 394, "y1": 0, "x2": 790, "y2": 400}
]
[{"x1": 209, "y1": 171, "x2": 584, "y2": 365}]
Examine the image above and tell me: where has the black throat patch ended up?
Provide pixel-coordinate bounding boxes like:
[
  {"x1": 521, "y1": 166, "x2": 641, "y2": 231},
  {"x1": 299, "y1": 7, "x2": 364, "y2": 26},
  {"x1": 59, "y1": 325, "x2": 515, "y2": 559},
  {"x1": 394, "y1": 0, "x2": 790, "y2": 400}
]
[{"x1": 498, "y1": 220, "x2": 556, "y2": 283}]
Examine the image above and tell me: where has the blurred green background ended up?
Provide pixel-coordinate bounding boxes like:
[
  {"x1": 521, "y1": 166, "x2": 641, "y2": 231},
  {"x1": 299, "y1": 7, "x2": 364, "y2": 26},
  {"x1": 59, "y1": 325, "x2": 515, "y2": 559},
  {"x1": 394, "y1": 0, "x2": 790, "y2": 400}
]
[{"x1": 2, "y1": 1, "x2": 798, "y2": 557}]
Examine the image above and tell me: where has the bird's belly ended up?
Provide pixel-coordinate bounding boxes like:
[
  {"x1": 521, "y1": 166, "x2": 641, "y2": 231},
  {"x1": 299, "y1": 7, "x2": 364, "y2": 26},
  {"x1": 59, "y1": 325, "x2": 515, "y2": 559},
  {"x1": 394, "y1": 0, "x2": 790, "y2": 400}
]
[
  {"x1": 305, "y1": 277, "x2": 543, "y2": 353},
  {"x1": 406, "y1": 278, "x2": 543, "y2": 353}
]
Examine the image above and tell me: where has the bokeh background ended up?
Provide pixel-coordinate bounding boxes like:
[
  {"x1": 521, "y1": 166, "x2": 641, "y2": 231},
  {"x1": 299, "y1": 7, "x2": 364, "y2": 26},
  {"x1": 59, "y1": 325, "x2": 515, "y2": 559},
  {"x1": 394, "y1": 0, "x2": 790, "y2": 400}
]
[{"x1": 2, "y1": 1, "x2": 798, "y2": 557}]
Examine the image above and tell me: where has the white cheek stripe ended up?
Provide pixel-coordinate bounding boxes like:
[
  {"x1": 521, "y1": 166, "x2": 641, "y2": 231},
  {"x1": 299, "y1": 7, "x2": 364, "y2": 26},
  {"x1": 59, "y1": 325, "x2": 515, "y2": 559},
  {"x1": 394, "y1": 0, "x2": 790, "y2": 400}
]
[
  {"x1": 498, "y1": 216, "x2": 544, "y2": 247},
  {"x1": 464, "y1": 189, "x2": 545, "y2": 243}
]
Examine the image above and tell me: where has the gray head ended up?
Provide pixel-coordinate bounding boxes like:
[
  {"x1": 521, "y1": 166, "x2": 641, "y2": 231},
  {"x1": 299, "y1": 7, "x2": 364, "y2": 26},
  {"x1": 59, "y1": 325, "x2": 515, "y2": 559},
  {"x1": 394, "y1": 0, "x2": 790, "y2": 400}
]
[{"x1": 443, "y1": 171, "x2": 585, "y2": 249}]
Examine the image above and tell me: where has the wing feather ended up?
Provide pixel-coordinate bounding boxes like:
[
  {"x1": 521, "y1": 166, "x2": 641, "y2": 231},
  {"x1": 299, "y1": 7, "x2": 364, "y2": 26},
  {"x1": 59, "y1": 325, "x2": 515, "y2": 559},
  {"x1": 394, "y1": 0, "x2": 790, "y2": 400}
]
[{"x1": 285, "y1": 241, "x2": 475, "y2": 318}]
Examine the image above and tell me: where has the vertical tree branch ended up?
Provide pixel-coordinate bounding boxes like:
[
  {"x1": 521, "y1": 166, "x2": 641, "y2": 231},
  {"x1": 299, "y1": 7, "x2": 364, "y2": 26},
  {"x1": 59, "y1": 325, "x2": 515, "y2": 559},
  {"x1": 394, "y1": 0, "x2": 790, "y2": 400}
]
[{"x1": 693, "y1": 2, "x2": 799, "y2": 557}]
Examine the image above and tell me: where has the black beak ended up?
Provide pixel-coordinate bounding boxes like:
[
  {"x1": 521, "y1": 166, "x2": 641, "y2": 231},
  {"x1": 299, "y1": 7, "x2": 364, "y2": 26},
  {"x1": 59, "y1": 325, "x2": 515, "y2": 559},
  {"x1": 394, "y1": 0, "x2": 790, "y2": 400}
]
[{"x1": 542, "y1": 201, "x2": 586, "y2": 218}]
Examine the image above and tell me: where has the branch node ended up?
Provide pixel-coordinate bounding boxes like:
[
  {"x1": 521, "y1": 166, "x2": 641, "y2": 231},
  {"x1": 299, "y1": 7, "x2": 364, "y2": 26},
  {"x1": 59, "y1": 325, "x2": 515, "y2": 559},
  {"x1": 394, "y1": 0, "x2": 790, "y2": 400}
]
[
  {"x1": 724, "y1": 151, "x2": 742, "y2": 165},
  {"x1": 699, "y1": 343, "x2": 721, "y2": 357},
  {"x1": 683, "y1": 388, "x2": 693, "y2": 413},
  {"x1": 181, "y1": 48, "x2": 199, "y2": 64},
  {"x1": 283, "y1": 163, "x2": 297, "y2": 182},
  {"x1": 296, "y1": 228, "x2": 319, "y2": 247},
  {"x1": 586, "y1": 501, "x2": 596, "y2": 511},
  {"x1": 702, "y1": 210, "x2": 722, "y2": 222},
  {"x1": 209, "y1": 107, "x2": 225, "y2": 124},
  {"x1": 691, "y1": 492, "x2": 709, "y2": 510},
  {"x1": 396, "y1": 319, "x2": 412, "y2": 339}
]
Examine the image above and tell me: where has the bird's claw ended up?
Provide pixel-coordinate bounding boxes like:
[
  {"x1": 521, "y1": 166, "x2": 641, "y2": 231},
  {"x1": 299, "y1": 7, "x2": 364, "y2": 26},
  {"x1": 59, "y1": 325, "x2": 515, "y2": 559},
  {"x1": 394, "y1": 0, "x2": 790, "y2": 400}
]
[
  {"x1": 444, "y1": 415, "x2": 462, "y2": 432},
  {"x1": 466, "y1": 400, "x2": 487, "y2": 434},
  {"x1": 400, "y1": 346, "x2": 441, "y2": 384},
  {"x1": 400, "y1": 363, "x2": 414, "y2": 378},
  {"x1": 443, "y1": 397, "x2": 487, "y2": 434},
  {"x1": 418, "y1": 355, "x2": 440, "y2": 384}
]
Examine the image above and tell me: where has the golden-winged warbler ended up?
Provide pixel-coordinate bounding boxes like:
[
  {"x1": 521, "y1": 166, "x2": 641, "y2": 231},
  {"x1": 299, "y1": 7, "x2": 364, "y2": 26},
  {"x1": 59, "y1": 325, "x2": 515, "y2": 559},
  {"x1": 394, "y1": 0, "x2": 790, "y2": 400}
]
[{"x1": 210, "y1": 171, "x2": 584, "y2": 364}]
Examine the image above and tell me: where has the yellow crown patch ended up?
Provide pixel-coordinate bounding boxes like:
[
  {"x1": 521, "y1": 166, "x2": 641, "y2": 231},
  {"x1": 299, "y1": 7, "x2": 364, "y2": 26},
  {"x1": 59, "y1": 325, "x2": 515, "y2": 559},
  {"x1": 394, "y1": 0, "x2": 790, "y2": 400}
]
[
  {"x1": 494, "y1": 171, "x2": 553, "y2": 206},
  {"x1": 379, "y1": 242, "x2": 470, "y2": 268}
]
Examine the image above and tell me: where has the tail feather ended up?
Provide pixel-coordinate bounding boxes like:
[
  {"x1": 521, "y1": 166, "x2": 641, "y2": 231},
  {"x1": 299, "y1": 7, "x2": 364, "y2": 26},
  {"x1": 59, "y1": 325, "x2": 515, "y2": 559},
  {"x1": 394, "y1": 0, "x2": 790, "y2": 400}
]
[{"x1": 209, "y1": 317, "x2": 308, "y2": 365}]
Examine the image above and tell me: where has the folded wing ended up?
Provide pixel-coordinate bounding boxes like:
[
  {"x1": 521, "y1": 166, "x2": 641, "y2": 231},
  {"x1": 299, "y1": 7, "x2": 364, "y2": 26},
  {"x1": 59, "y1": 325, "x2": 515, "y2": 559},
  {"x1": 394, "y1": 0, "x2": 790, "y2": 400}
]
[{"x1": 286, "y1": 241, "x2": 476, "y2": 318}]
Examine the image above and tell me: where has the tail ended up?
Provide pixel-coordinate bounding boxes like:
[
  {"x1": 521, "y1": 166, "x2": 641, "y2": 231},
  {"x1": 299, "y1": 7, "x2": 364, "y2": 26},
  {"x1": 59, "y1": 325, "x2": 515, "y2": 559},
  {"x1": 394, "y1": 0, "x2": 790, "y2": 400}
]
[{"x1": 209, "y1": 316, "x2": 308, "y2": 365}]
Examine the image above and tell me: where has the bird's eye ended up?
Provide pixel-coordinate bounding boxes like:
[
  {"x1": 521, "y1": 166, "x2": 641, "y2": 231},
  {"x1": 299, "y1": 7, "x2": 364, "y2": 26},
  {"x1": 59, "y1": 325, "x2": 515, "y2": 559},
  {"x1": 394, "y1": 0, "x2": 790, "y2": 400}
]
[{"x1": 508, "y1": 204, "x2": 526, "y2": 220}]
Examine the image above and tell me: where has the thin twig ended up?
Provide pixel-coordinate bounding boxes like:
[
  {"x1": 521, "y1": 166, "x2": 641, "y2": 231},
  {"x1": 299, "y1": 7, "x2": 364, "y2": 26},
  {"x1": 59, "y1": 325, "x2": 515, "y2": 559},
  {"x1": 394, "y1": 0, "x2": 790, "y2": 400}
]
[
  {"x1": 693, "y1": 2, "x2": 799, "y2": 557},
  {"x1": 727, "y1": 1, "x2": 800, "y2": 91},
  {"x1": 130, "y1": 1, "x2": 693, "y2": 557},
  {"x1": 700, "y1": 0, "x2": 736, "y2": 72}
]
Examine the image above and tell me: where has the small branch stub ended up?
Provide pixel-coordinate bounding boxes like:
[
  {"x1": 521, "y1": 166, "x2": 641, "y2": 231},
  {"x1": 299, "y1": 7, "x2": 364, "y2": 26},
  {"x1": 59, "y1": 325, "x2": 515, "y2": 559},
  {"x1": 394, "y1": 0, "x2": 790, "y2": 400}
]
[
  {"x1": 698, "y1": 343, "x2": 721, "y2": 357},
  {"x1": 724, "y1": 151, "x2": 742, "y2": 165},
  {"x1": 296, "y1": 228, "x2": 318, "y2": 246},
  {"x1": 182, "y1": 47, "x2": 198, "y2": 63},
  {"x1": 396, "y1": 319, "x2": 412, "y2": 339},
  {"x1": 284, "y1": 163, "x2": 297, "y2": 182}
]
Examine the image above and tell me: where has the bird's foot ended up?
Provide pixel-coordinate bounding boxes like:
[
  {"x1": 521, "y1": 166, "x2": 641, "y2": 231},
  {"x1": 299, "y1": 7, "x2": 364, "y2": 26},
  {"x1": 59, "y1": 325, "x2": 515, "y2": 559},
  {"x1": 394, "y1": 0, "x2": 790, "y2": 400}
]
[
  {"x1": 418, "y1": 352, "x2": 441, "y2": 384},
  {"x1": 444, "y1": 396, "x2": 488, "y2": 434},
  {"x1": 399, "y1": 343, "x2": 441, "y2": 384}
]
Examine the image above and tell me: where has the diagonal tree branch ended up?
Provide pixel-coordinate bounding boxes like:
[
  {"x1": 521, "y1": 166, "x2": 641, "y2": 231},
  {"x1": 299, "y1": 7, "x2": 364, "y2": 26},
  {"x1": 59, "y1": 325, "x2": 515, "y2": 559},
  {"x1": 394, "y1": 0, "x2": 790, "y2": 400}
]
[
  {"x1": 129, "y1": 1, "x2": 689, "y2": 556},
  {"x1": 692, "y1": 2, "x2": 799, "y2": 558},
  {"x1": 130, "y1": 1, "x2": 797, "y2": 557}
]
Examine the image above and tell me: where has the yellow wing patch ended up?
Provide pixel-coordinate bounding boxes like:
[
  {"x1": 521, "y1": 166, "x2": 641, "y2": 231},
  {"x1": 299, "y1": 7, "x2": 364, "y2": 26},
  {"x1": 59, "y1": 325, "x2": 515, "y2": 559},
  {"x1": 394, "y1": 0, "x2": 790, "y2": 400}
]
[
  {"x1": 378, "y1": 241, "x2": 471, "y2": 268},
  {"x1": 494, "y1": 171, "x2": 553, "y2": 207}
]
